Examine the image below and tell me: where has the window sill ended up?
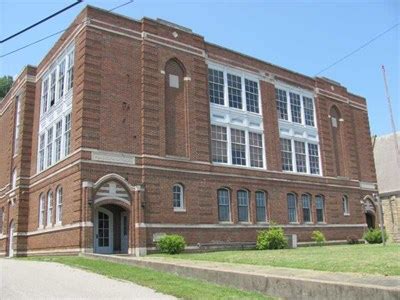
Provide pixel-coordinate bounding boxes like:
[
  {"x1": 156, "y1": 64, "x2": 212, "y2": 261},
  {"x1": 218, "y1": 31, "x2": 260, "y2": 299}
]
[
  {"x1": 304, "y1": 222, "x2": 314, "y2": 225},
  {"x1": 289, "y1": 222, "x2": 300, "y2": 225},
  {"x1": 238, "y1": 221, "x2": 251, "y2": 225},
  {"x1": 316, "y1": 222, "x2": 327, "y2": 225},
  {"x1": 344, "y1": 213, "x2": 350, "y2": 216},
  {"x1": 218, "y1": 221, "x2": 233, "y2": 225},
  {"x1": 173, "y1": 208, "x2": 186, "y2": 213},
  {"x1": 256, "y1": 221, "x2": 269, "y2": 224},
  {"x1": 212, "y1": 162, "x2": 267, "y2": 171}
]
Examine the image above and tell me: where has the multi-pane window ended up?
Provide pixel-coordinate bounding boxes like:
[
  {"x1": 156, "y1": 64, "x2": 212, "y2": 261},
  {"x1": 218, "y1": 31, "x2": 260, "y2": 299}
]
[
  {"x1": 343, "y1": 195, "x2": 350, "y2": 215},
  {"x1": 316, "y1": 195, "x2": 325, "y2": 222},
  {"x1": 46, "y1": 128, "x2": 53, "y2": 167},
  {"x1": 41, "y1": 79, "x2": 49, "y2": 114},
  {"x1": 49, "y1": 70, "x2": 56, "y2": 107},
  {"x1": 39, "y1": 194, "x2": 45, "y2": 227},
  {"x1": 67, "y1": 50, "x2": 74, "y2": 90},
  {"x1": 287, "y1": 193, "x2": 298, "y2": 223},
  {"x1": 227, "y1": 73, "x2": 242, "y2": 109},
  {"x1": 39, "y1": 133, "x2": 45, "y2": 171},
  {"x1": 303, "y1": 96, "x2": 315, "y2": 126},
  {"x1": 218, "y1": 189, "x2": 230, "y2": 222},
  {"x1": 280, "y1": 138, "x2": 293, "y2": 171},
  {"x1": 55, "y1": 121, "x2": 62, "y2": 162},
  {"x1": 289, "y1": 92, "x2": 302, "y2": 123},
  {"x1": 47, "y1": 191, "x2": 53, "y2": 226},
  {"x1": 302, "y1": 194, "x2": 312, "y2": 223},
  {"x1": 211, "y1": 125, "x2": 228, "y2": 163},
  {"x1": 249, "y1": 132, "x2": 263, "y2": 168},
  {"x1": 275, "y1": 88, "x2": 288, "y2": 120},
  {"x1": 256, "y1": 191, "x2": 267, "y2": 222},
  {"x1": 64, "y1": 113, "x2": 71, "y2": 156},
  {"x1": 208, "y1": 68, "x2": 224, "y2": 105},
  {"x1": 11, "y1": 169, "x2": 17, "y2": 190},
  {"x1": 231, "y1": 129, "x2": 246, "y2": 165},
  {"x1": 245, "y1": 79, "x2": 259, "y2": 113},
  {"x1": 14, "y1": 96, "x2": 21, "y2": 154},
  {"x1": 56, "y1": 187, "x2": 63, "y2": 224},
  {"x1": 173, "y1": 184, "x2": 184, "y2": 210},
  {"x1": 294, "y1": 141, "x2": 307, "y2": 173},
  {"x1": 58, "y1": 60, "x2": 66, "y2": 99},
  {"x1": 308, "y1": 143, "x2": 320, "y2": 174},
  {"x1": 237, "y1": 190, "x2": 249, "y2": 222}
]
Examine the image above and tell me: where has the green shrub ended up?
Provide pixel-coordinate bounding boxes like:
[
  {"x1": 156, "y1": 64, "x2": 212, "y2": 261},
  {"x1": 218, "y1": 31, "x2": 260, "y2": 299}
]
[
  {"x1": 363, "y1": 229, "x2": 388, "y2": 244},
  {"x1": 311, "y1": 230, "x2": 326, "y2": 246},
  {"x1": 256, "y1": 226, "x2": 288, "y2": 250},
  {"x1": 157, "y1": 234, "x2": 186, "y2": 254}
]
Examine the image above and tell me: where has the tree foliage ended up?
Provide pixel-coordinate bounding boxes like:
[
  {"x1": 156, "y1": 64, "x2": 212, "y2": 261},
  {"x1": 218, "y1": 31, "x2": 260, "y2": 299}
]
[{"x1": 0, "y1": 75, "x2": 14, "y2": 99}]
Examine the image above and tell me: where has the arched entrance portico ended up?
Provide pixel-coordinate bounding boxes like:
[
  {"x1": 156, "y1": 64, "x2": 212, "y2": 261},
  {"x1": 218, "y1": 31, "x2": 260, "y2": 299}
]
[
  {"x1": 8, "y1": 220, "x2": 15, "y2": 257},
  {"x1": 363, "y1": 196, "x2": 376, "y2": 229}
]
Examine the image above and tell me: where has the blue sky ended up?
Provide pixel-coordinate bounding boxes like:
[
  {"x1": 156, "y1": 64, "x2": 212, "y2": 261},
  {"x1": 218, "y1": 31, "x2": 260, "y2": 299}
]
[{"x1": 1, "y1": 0, "x2": 398, "y2": 136}]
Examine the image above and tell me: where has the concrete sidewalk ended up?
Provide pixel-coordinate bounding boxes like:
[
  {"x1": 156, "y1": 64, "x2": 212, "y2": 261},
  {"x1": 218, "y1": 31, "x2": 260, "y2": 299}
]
[{"x1": 83, "y1": 253, "x2": 400, "y2": 300}]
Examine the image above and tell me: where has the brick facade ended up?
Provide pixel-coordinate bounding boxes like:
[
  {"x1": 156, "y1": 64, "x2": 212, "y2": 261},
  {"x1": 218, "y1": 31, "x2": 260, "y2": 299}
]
[{"x1": 0, "y1": 6, "x2": 377, "y2": 257}]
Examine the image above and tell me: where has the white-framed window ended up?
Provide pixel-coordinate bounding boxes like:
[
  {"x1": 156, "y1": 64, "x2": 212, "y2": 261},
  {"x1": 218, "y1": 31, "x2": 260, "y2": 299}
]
[
  {"x1": 41, "y1": 78, "x2": 49, "y2": 114},
  {"x1": 289, "y1": 92, "x2": 302, "y2": 124},
  {"x1": 13, "y1": 96, "x2": 21, "y2": 155},
  {"x1": 56, "y1": 187, "x2": 63, "y2": 224},
  {"x1": 67, "y1": 50, "x2": 74, "y2": 91},
  {"x1": 64, "y1": 113, "x2": 71, "y2": 156},
  {"x1": 245, "y1": 79, "x2": 260, "y2": 113},
  {"x1": 211, "y1": 125, "x2": 228, "y2": 163},
  {"x1": 249, "y1": 132, "x2": 263, "y2": 168},
  {"x1": 316, "y1": 195, "x2": 325, "y2": 223},
  {"x1": 237, "y1": 190, "x2": 249, "y2": 222},
  {"x1": 275, "y1": 88, "x2": 288, "y2": 120},
  {"x1": 280, "y1": 138, "x2": 293, "y2": 171},
  {"x1": 227, "y1": 73, "x2": 242, "y2": 109},
  {"x1": 287, "y1": 193, "x2": 298, "y2": 223},
  {"x1": 49, "y1": 70, "x2": 56, "y2": 108},
  {"x1": 11, "y1": 169, "x2": 17, "y2": 190},
  {"x1": 173, "y1": 184, "x2": 184, "y2": 211},
  {"x1": 46, "y1": 127, "x2": 53, "y2": 167},
  {"x1": 39, "y1": 133, "x2": 45, "y2": 171},
  {"x1": 0, "y1": 207, "x2": 4, "y2": 234},
  {"x1": 47, "y1": 191, "x2": 53, "y2": 226},
  {"x1": 231, "y1": 128, "x2": 246, "y2": 166},
  {"x1": 294, "y1": 141, "x2": 307, "y2": 173},
  {"x1": 208, "y1": 68, "x2": 224, "y2": 105},
  {"x1": 38, "y1": 194, "x2": 45, "y2": 228},
  {"x1": 343, "y1": 195, "x2": 350, "y2": 215},
  {"x1": 58, "y1": 59, "x2": 66, "y2": 99},
  {"x1": 55, "y1": 120, "x2": 62, "y2": 162},
  {"x1": 255, "y1": 191, "x2": 267, "y2": 222},
  {"x1": 218, "y1": 188, "x2": 230, "y2": 222},
  {"x1": 303, "y1": 96, "x2": 315, "y2": 126},
  {"x1": 308, "y1": 143, "x2": 320, "y2": 175},
  {"x1": 302, "y1": 194, "x2": 312, "y2": 223}
]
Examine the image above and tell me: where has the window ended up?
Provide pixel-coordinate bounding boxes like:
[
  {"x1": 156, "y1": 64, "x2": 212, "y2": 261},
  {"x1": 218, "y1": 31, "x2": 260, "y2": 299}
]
[
  {"x1": 245, "y1": 79, "x2": 259, "y2": 113},
  {"x1": 49, "y1": 70, "x2": 56, "y2": 107},
  {"x1": 208, "y1": 68, "x2": 224, "y2": 105},
  {"x1": 39, "y1": 194, "x2": 45, "y2": 227},
  {"x1": 42, "y1": 78, "x2": 49, "y2": 114},
  {"x1": 39, "y1": 133, "x2": 45, "y2": 171},
  {"x1": 237, "y1": 190, "x2": 249, "y2": 222},
  {"x1": 0, "y1": 208, "x2": 3, "y2": 234},
  {"x1": 173, "y1": 184, "x2": 184, "y2": 210},
  {"x1": 343, "y1": 195, "x2": 350, "y2": 215},
  {"x1": 211, "y1": 125, "x2": 228, "y2": 163},
  {"x1": 11, "y1": 169, "x2": 17, "y2": 190},
  {"x1": 46, "y1": 128, "x2": 53, "y2": 167},
  {"x1": 227, "y1": 73, "x2": 242, "y2": 109},
  {"x1": 64, "y1": 113, "x2": 71, "y2": 156},
  {"x1": 280, "y1": 138, "x2": 293, "y2": 171},
  {"x1": 58, "y1": 59, "x2": 66, "y2": 99},
  {"x1": 303, "y1": 96, "x2": 315, "y2": 126},
  {"x1": 302, "y1": 194, "x2": 312, "y2": 223},
  {"x1": 231, "y1": 128, "x2": 246, "y2": 165},
  {"x1": 55, "y1": 120, "x2": 62, "y2": 162},
  {"x1": 289, "y1": 92, "x2": 302, "y2": 123},
  {"x1": 316, "y1": 195, "x2": 325, "y2": 222},
  {"x1": 47, "y1": 191, "x2": 53, "y2": 226},
  {"x1": 14, "y1": 96, "x2": 21, "y2": 154},
  {"x1": 255, "y1": 191, "x2": 267, "y2": 222},
  {"x1": 308, "y1": 143, "x2": 320, "y2": 174},
  {"x1": 294, "y1": 141, "x2": 307, "y2": 173},
  {"x1": 67, "y1": 50, "x2": 74, "y2": 91},
  {"x1": 275, "y1": 88, "x2": 288, "y2": 120},
  {"x1": 249, "y1": 132, "x2": 263, "y2": 168},
  {"x1": 218, "y1": 189, "x2": 230, "y2": 222},
  {"x1": 56, "y1": 187, "x2": 63, "y2": 224},
  {"x1": 287, "y1": 193, "x2": 297, "y2": 223}
]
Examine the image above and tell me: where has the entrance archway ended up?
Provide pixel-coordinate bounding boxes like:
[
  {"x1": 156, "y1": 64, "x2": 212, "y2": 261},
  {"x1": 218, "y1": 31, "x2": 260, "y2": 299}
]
[
  {"x1": 8, "y1": 220, "x2": 15, "y2": 257},
  {"x1": 366, "y1": 212, "x2": 375, "y2": 229},
  {"x1": 363, "y1": 197, "x2": 376, "y2": 229}
]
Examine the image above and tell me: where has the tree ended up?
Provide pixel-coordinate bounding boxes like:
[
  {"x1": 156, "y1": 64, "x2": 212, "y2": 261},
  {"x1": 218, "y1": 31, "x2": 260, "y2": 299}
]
[{"x1": 0, "y1": 76, "x2": 14, "y2": 99}]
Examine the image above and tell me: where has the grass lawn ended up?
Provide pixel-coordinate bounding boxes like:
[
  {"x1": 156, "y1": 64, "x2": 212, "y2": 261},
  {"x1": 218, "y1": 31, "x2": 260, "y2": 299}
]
[
  {"x1": 153, "y1": 244, "x2": 400, "y2": 276},
  {"x1": 27, "y1": 256, "x2": 274, "y2": 300}
]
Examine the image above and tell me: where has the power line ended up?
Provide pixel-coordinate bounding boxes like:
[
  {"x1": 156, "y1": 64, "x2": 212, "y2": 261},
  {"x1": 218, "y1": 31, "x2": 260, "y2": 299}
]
[
  {"x1": 1, "y1": 1, "x2": 83, "y2": 44},
  {"x1": 0, "y1": 0, "x2": 134, "y2": 59},
  {"x1": 315, "y1": 22, "x2": 399, "y2": 76}
]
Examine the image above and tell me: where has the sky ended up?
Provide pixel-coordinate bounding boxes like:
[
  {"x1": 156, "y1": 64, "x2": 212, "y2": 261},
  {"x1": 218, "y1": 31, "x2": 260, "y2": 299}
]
[{"x1": 0, "y1": 0, "x2": 399, "y2": 136}]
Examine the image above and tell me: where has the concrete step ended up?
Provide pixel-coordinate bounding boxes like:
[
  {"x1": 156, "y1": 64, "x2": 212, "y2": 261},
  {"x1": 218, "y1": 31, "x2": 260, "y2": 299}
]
[{"x1": 82, "y1": 253, "x2": 400, "y2": 300}]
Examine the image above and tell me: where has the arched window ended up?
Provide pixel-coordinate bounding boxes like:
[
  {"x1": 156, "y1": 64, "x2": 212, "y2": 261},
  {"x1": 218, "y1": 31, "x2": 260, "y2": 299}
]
[
  {"x1": 47, "y1": 191, "x2": 53, "y2": 226},
  {"x1": 38, "y1": 194, "x2": 45, "y2": 228},
  {"x1": 217, "y1": 188, "x2": 230, "y2": 222},
  {"x1": 316, "y1": 195, "x2": 325, "y2": 222},
  {"x1": 330, "y1": 106, "x2": 343, "y2": 176},
  {"x1": 342, "y1": 195, "x2": 350, "y2": 215},
  {"x1": 11, "y1": 169, "x2": 17, "y2": 190},
  {"x1": 287, "y1": 193, "x2": 298, "y2": 223},
  {"x1": 255, "y1": 191, "x2": 267, "y2": 222},
  {"x1": 56, "y1": 187, "x2": 63, "y2": 224},
  {"x1": 237, "y1": 190, "x2": 249, "y2": 222},
  {"x1": 302, "y1": 194, "x2": 312, "y2": 223},
  {"x1": 173, "y1": 184, "x2": 184, "y2": 211}
]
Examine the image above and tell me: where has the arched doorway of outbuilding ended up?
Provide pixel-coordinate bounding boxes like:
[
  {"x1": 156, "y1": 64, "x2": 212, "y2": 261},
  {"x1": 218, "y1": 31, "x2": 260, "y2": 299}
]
[{"x1": 363, "y1": 196, "x2": 377, "y2": 229}]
